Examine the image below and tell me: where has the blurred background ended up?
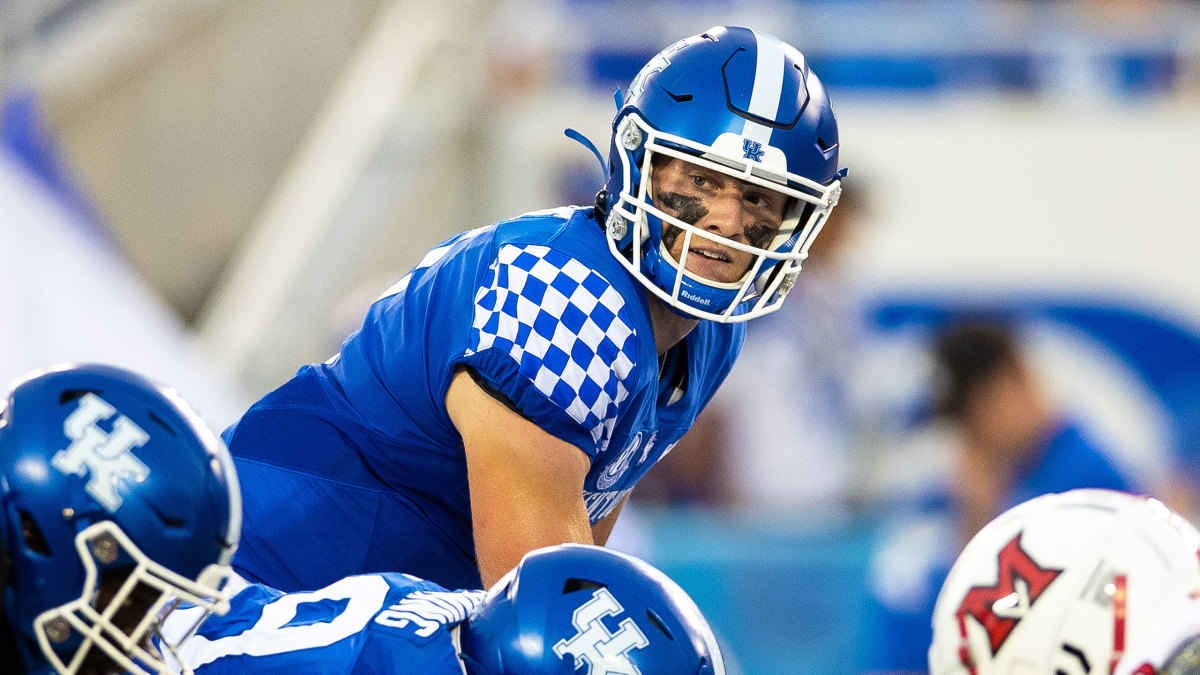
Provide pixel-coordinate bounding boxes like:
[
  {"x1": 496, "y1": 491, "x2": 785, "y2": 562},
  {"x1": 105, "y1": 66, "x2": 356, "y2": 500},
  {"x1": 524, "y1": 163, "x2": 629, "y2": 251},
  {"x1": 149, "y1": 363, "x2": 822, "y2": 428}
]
[{"x1": 4, "y1": 0, "x2": 1200, "y2": 672}]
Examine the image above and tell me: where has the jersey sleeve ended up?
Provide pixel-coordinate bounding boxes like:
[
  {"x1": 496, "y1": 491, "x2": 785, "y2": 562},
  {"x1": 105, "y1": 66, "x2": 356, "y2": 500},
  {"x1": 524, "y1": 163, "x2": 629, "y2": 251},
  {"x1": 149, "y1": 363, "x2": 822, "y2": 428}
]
[{"x1": 459, "y1": 243, "x2": 639, "y2": 457}]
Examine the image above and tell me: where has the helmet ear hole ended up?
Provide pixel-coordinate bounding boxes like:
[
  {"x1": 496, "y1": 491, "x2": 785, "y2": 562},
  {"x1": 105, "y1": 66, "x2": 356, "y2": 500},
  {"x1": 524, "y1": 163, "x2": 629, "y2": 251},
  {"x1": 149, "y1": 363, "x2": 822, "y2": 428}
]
[{"x1": 18, "y1": 511, "x2": 51, "y2": 556}]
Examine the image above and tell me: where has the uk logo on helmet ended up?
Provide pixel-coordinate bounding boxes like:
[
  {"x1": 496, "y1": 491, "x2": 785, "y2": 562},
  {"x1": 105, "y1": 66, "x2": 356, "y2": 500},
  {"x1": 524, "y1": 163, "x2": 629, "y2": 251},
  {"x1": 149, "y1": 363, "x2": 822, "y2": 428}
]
[
  {"x1": 956, "y1": 532, "x2": 1063, "y2": 657},
  {"x1": 742, "y1": 139, "x2": 765, "y2": 162},
  {"x1": 51, "y1": 393, "x2": 150, "y2": 511},
  {"x1": 626, "y1": 36, "x2": 692, "y2": 101},
  {"x1": 553, "y1": 588, "x2": 650, "y2": 674}
]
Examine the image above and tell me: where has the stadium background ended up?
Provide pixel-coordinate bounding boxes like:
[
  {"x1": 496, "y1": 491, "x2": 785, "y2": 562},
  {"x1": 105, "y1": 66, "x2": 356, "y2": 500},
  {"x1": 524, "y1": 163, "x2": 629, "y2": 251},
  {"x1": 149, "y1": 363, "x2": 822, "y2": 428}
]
[{"x1": 3, "y1": 0, "x2": 1200, "y2": 672}]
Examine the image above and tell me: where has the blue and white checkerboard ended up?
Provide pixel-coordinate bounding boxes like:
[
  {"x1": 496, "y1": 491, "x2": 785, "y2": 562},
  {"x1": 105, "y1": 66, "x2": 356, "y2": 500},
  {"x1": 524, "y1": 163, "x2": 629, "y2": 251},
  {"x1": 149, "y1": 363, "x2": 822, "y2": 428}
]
[{"x1": 469, "y1": 244, "x2": 637, "y2": 452}]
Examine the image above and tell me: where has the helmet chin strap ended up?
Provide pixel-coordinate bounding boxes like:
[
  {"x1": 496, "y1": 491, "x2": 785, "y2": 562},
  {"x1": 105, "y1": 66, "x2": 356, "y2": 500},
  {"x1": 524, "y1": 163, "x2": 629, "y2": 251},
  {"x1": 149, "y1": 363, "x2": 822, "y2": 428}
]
[
  {"x1": 564, "y1": 127, "x2": 611, "y2": 226},
  {"x1": 564, "y1": 128, "x2": 607, "y2": 184}
]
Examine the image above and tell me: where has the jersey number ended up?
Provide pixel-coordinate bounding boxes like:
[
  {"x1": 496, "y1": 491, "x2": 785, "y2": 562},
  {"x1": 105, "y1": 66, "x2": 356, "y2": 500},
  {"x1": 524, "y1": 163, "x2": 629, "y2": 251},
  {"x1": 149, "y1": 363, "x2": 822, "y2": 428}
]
[{"x1": 181, "y1": 576, "x2": 390, "y2": 667}]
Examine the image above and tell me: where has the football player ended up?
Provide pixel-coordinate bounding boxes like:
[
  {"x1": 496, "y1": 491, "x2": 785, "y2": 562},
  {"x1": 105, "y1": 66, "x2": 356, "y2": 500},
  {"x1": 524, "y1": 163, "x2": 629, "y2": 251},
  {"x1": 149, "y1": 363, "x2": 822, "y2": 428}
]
[
  {"x1": 929, "y1": 488, "x2": 1200, "y2": 675},
  {"x1": 225, "y1": 24, "x2": 846, "y2": 594},
  {"x1": 166, "y1": 543, "x2": 725, "y2": 674},
  {"x1": 0, "y1": 364, "x2": 240, "y2": 675},
  {"x1": 0, "y1": 365, "x2": 724, "y2": 675}
]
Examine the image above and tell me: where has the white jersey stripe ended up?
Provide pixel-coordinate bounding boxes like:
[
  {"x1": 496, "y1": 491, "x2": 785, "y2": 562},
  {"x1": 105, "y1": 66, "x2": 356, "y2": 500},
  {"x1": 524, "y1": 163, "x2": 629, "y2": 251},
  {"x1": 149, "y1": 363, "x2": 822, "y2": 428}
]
[{"x1": 741, "y1": 32, "x2": 786, "y2": 146}]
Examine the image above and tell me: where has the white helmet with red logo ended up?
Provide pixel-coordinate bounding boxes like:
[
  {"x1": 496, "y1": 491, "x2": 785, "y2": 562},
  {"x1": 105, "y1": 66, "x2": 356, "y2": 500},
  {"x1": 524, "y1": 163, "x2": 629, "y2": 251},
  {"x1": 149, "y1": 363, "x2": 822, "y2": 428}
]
[{"x1": 929, "y1": 489, "x2": 1200, "y2": 675}]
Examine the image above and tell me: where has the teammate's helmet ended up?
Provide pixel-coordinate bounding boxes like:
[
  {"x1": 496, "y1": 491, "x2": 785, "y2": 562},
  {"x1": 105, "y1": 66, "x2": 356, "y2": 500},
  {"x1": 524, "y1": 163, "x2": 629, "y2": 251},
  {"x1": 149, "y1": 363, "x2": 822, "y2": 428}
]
[
  {"x1": 456, "y1": 543, "x2": 725, "y2": 674},
  {"x1": 0, "y1": 364, "x2": 240, "y2": 675},
  {"x1": 602, "y1": 25, "x2": 842, "y2": 322},
  {"x1": 929, "y1": 489, "x2": 1200, "y2": 675}
]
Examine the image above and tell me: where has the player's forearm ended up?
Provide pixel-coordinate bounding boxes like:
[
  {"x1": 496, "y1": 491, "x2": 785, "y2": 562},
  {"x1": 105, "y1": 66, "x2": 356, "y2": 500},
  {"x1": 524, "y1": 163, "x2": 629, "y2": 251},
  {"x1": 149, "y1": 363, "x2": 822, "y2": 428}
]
[
  {"x1": 474, "y1": 507, "x2": 594, "y2": 587},
  {"x1": 448, "y1": 368, "x2": 596, "y2": 587}
]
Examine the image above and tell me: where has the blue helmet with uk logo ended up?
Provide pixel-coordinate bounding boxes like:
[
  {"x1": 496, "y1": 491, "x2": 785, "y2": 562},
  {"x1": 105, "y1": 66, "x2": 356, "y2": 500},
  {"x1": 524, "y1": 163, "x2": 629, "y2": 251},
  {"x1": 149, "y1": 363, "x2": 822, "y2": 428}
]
[
  {"x1": 455, "y1": 543, "x2": 725, "y2": 674},
  {"x1": 0, "y1": 363, "x2": 240, "y2": 675},
  {"x1": 601, "y1": 25, "x2": 843, "y2": 322}
]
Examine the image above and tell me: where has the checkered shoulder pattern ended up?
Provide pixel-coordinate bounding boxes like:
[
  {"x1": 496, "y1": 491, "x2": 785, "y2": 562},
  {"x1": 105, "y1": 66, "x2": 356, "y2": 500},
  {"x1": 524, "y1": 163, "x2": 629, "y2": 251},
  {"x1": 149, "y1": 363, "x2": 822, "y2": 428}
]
[{"x1": 468, "y1": 244, "x2": 638, "y2": 453}]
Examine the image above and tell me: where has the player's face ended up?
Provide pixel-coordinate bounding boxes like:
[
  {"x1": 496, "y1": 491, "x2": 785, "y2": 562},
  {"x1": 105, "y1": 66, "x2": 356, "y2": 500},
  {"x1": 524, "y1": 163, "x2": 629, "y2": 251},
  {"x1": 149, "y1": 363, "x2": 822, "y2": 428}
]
[
  {"x1": 651, "y1": 156, "x2": 787, "y2": 284},
  {"x1": 76, "y1": 570, "x2": 161, "y2": 675}
]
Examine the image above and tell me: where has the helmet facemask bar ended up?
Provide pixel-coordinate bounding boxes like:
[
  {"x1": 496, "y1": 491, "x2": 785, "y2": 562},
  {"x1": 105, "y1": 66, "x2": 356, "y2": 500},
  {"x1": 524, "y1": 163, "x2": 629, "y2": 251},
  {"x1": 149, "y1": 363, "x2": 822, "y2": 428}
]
[
  {"x1": 32, "y1": 522, "x2": 234, "y2": 675},
  {"x1": 606, "y1": 112, "x2": 840, "y2": 322}
]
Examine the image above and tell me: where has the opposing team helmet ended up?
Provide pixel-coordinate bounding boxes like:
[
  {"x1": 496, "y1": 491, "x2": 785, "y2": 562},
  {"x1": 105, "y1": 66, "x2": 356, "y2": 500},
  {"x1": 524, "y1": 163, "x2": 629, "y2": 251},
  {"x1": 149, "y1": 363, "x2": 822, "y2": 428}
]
[
  {"x1": 0, "y1": 364, "x2": 241, "y2": 675},
  {"x1": 455, "y1": 543, "x2": 725, "y2": 674},
  {"x1": 603, "y1": 25, "x2": 843, "y2": 322},
  {"x1": 929, "y1": 489, "x2": 1200, "y2": 675}
]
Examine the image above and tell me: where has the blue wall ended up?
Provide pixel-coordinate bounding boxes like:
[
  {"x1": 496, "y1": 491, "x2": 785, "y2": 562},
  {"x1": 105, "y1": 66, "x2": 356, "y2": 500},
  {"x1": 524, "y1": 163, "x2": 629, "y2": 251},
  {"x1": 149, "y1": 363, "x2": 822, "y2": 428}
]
[{"x1": 641, "y1": 510, "x2": 877, "y2": 675}]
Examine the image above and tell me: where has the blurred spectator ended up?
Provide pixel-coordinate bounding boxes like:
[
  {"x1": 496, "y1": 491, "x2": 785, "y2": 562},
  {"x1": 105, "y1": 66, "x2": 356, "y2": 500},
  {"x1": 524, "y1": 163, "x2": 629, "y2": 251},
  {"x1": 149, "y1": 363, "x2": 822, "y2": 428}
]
[
  {"x1": 633, "y1": 184, "x2": 873, "y2": 517},
  {"x1": 933, "y1": 321, "x2": 1135, "y2": 539},
  {"x1": 862, "y1": 318, "x2": 1135, "y2": 673}
]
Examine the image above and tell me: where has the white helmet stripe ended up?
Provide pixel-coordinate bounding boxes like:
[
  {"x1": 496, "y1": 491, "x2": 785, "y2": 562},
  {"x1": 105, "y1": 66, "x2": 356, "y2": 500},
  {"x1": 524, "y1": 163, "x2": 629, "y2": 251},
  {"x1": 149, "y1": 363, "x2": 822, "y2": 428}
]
[{"x1": 740, "y1": 31, "x2": 786, "y2": 146}]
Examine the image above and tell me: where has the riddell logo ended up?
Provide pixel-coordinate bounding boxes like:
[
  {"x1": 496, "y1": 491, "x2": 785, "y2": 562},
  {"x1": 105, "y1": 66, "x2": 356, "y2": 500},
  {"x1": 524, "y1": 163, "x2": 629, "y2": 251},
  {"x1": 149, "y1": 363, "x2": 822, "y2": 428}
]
[
  {"x1": 956, "y1": 533, "x2": 1062, "y2": 657},
  {"x1": 680, "y1": 290, "x2": 711, "y2": 306}
]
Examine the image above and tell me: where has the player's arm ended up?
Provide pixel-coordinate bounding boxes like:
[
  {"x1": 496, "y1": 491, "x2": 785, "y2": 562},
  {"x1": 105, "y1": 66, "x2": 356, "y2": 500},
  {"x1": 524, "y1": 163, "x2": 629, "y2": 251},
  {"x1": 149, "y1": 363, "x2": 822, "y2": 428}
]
[
  {"x1": 445, "y1": 367, "x2": 594, "y2": 587},
  {"x1": 590, "y1": 494, "x2": 628, "y2": 546}
]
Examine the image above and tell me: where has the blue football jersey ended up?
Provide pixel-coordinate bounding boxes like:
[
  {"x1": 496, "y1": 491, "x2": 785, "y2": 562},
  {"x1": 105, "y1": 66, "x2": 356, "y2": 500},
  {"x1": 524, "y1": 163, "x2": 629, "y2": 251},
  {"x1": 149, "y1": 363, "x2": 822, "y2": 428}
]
[
  {"x1": 167, "y1": 573, "x2": 482, "y2": 674},
  {"x1": 226, "y1": 207, "x2": 744, "y2": 591}
]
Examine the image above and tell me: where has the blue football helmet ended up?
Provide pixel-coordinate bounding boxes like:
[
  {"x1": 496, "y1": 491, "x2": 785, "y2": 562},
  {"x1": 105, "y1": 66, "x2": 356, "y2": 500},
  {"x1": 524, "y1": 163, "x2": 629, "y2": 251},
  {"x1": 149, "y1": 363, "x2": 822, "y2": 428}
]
[
  {"x1": 601, "y1": 26, "x2": 843, "y2": 322},
  {"x1": 0, "y1": 364, "x2": 241, "y2": 675},
  {"x1": 455, "y1": 543, "x2": 725, "y2": 674}
]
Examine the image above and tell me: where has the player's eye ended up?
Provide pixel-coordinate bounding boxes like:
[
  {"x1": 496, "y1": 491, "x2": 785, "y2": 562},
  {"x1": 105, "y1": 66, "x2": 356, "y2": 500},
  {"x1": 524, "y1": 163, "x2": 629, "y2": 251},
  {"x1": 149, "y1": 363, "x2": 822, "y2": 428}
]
[
  {"x1": 746, "y1": 191, "x2": 784, "y2": 216},
  {"x1": 751, "y1": 188, "x2": 779, "y2": 205}
]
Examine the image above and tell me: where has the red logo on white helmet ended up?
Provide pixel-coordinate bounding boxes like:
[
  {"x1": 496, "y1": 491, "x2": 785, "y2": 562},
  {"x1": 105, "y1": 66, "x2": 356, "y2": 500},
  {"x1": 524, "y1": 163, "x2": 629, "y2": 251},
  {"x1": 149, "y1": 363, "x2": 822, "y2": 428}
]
[{"x1": 956, "y1": 533, "x2": 1064, "y2": 661}]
